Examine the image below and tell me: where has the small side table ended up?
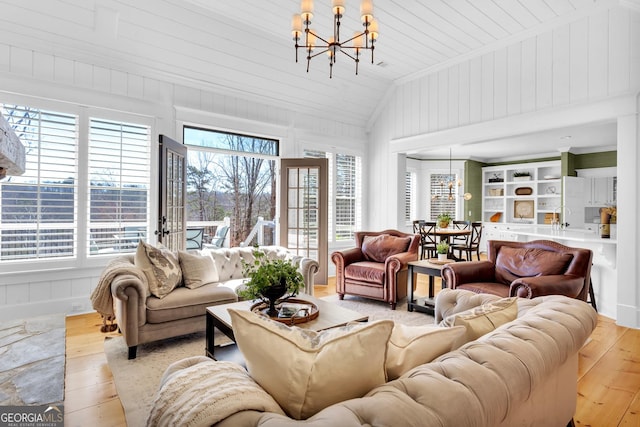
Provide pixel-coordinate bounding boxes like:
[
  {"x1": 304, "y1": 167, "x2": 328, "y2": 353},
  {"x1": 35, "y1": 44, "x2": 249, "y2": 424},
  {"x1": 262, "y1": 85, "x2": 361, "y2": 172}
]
[{"x1": 407, "y1": 259, "x2": 454, "y2": 314}]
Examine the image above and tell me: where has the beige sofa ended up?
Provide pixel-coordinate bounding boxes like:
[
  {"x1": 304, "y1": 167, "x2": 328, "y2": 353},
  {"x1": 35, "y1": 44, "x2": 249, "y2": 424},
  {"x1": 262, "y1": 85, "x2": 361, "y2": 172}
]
[
  {"x1": 149, "y1": 288, "x2": 597, "y2": 426},
  {"x1": 106, "y1": 245, "x2": 319, "y2": 359}
]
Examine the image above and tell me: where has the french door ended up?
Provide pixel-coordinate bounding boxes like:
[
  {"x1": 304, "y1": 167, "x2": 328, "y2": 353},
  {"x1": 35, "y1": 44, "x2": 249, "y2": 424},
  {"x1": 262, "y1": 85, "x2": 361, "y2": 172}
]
[
  {"x1": 157, "y1": 135, "x2": 187, "y2": 251},
  {"x1": 280, "y1": 158, "x2": 328, "y2": 285}
]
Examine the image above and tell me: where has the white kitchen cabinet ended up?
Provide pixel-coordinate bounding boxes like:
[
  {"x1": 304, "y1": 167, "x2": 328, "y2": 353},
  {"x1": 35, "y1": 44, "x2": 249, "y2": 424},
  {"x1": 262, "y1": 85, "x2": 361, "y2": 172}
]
[{"x1": 585, "y1": 176, "x2": 617, "y2": 206}]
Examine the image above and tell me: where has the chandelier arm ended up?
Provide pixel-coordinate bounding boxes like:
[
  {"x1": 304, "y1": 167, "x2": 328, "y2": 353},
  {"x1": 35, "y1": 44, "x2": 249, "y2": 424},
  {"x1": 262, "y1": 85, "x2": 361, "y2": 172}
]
[
  {"x1": 308, "y1": 48, "x2": 330, "y2": 60},
  {"x1": 340, "y1": 50, "x2": 358, "y2": 61},
  {"x1": 306, "y1": 29, "x2": 331, "y2": 46},
  {"x1": 340, "y1": 32, "x2": 368, "y2": 46}
]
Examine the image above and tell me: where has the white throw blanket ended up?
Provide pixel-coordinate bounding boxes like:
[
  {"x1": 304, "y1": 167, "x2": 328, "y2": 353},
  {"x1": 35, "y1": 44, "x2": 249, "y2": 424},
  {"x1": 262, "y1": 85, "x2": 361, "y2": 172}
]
[
  {"x1": 147, "y1": 356, "x2": 285, "y2": 427},
  {"x1": 90, "y1": 258, "x2": 147, "y2": 328}
]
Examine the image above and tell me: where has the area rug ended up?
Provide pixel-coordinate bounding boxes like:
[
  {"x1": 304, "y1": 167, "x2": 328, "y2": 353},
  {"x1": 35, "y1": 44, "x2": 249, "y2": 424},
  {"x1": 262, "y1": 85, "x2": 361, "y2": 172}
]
[
  {"x1": 0, "y1": 313, "x2": 66, "y2": 406},
  {"x1": 105, "y1": 296, "x2": 434, "y2": 427}
]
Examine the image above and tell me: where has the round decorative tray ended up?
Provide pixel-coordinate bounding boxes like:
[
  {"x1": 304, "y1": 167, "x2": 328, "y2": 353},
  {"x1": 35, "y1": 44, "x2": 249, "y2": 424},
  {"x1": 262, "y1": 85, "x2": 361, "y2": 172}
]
[
  {"x1": 427, "y1": 258, "x2": 455, "y2": 265},
  {"x1": 515, "y1": 187, "x2": 533, "y2": 195},
  {"x1": 251, "y1": 298, "x2": 319, "y2": 325}
]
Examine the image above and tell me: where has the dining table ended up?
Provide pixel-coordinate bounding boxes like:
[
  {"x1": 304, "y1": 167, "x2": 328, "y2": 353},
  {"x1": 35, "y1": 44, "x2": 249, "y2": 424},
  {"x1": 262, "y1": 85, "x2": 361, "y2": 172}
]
[{"x1": 431, "y1": 227, "x2": 471, "y2": 261}]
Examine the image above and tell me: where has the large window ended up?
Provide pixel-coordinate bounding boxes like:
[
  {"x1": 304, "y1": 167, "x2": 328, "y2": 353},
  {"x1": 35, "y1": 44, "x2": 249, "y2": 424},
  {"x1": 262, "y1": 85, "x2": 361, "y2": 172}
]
[
  {"x1": 305, "y1": 149, "x2": 362, "y2": 242},
  {"x1": 429, "y1": 173, "x2": 457, "y2": 220},
  {"x1": 0, "y1": 105, "x2": 77, "y2": 260},
  {"x1": 88, "y1": 119, "x2": 150, "y2": 254},
  {"x1": 183, "y1": 126, "x2": 278, "y2": 247},
  {"x1": 0, "y1": 103, "x2": 150, "y2": 262}
]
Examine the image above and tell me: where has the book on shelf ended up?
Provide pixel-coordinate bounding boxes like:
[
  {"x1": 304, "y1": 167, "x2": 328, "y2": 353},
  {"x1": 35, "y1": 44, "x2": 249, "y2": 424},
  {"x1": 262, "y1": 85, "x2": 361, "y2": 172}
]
[{"x1": 278, "y1": 302, "x2": 313, "y2": 318}]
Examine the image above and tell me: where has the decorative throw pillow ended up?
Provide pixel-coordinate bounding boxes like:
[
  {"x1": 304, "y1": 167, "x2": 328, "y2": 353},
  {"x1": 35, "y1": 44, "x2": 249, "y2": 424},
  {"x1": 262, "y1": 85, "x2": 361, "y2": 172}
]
[
  {"x1": 178, "y1": 250, "x2": 219, "y2": 289},
  {"x1": 495, "y1": 247, "x2": 572, "y2": 285},
  {"x1": 385, "y1": 324, "x2": 467, "y2": 380},
  {"x1": 135, "y1": 241, "x2": 182, "y2": 299},
  {"x1": 447, "y1": 297, "x2": 518, "y2": 343},
  {"x1": 228, "y1": 308, "x2": 393, "y2": 420},
  {"x1": 361, "y1": 234, "x2": 411, "y2": 263}
]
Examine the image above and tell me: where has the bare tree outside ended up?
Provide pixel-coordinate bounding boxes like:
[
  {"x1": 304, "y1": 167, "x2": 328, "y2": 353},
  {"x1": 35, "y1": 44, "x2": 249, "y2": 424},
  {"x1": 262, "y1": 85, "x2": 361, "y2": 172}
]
[{"x1": 185, "y1": 129, "x2": 277, "y2": 247}]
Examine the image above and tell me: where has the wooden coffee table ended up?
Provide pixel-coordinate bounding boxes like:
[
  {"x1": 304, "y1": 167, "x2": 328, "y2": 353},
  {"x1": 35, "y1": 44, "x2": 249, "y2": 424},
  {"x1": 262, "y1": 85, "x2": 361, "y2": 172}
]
[{"x1": 206, "y1": 294, "x2": 368, "y2": 362}]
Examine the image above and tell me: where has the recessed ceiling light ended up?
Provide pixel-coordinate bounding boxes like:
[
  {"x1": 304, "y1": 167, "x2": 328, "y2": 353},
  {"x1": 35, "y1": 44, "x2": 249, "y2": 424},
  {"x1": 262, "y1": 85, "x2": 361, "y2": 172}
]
[
  {"x1": 376, "y1": 61, "x2": 388, "y2": 67},
  {"x1": 560, "y1": 135, "x2": 572, "y2": 140}
]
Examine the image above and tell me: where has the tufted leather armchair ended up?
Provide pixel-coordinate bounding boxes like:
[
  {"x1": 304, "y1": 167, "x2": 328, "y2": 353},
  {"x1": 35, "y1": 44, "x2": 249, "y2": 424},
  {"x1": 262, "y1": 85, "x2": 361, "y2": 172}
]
[
  {"x1": 331, "y1": 229, "x2": 420, "y2": 309},
  {"x1": 442, "y1": 239, "x2": 593, "y2": 301}
]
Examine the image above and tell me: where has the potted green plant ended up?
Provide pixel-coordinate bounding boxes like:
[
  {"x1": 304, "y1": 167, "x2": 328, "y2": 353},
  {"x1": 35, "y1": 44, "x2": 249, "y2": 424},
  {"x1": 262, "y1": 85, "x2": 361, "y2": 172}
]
[
  {"x1": 437, "y1": 212, "x2": 452, "y2": 229},
  {"x1": 513, "y1": 171, "x2": 531, "y2": 181},
  {"x1": 436, "y1": 241, "x2": 449, "y2": 262},
  {"x1": 239, "y1": 248, "x2": 304, "y2": 316}
]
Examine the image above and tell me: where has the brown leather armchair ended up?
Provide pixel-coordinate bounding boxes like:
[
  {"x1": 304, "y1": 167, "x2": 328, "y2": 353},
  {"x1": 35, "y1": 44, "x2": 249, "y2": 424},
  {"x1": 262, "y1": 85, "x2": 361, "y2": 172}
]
[
  {"x1": 331, "y1": 229, "x2": 420, "y2": 309},
  {"x1": 442, "y1": 240, "x2": 593, "y2": 301}
]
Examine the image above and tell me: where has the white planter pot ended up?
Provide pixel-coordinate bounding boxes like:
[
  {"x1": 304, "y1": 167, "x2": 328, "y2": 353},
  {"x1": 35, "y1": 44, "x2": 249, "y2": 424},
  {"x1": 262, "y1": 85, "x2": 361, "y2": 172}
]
[
  {"x1": 437, "y1": 253, "x2": 448, "y2": 262},
  {"x1": 513, "y1": 176, "x2": 531, "y2": 181}
]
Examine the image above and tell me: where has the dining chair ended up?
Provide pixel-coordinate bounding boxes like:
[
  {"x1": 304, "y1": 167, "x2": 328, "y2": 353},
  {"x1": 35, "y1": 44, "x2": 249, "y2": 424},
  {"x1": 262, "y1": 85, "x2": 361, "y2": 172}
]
[
  {"x1": 419, "y1": 221, "x2": 438, "y2": 260},
  {"x1": 451, "y1": 220, "x2": 471, "y2": 248},
  {"x1": 452, "y1": 221, "x2": 483, "y2": 261}
]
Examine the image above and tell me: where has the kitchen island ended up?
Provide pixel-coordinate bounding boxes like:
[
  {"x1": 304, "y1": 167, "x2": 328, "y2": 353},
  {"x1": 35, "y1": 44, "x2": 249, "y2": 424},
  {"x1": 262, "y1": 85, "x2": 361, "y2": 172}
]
[{"x1": 502, "y1": 225, "x2": 617, "y2": 320}]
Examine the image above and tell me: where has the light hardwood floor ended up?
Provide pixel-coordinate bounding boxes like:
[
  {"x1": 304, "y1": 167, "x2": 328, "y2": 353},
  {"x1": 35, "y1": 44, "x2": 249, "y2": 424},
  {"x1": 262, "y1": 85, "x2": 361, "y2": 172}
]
[{"x1": 64, "y1": 277, "x2": 640, "y2": 426}]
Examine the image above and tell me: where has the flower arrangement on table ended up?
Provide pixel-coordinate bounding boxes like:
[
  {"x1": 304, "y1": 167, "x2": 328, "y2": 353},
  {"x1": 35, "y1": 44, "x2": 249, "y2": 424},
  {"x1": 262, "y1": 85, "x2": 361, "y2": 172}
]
[{"x1": 239, "y1": 248, "x2": 304, "y2": 316}]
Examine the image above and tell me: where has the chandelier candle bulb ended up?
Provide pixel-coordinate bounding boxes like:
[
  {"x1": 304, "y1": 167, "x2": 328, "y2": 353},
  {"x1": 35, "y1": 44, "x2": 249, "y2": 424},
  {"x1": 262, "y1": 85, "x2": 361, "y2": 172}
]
[
  {"x1": 369, "y1": 19, "x2": 379, "y2": 40},
  {"x1": 292, "y1": 14, "x2": 302, "y2": 38},
  {"x1": 332, "y1": 0, "x2": 345, "y2": 15},
  {"x1": 301, "y1": 0, "x2": 314, "y2": 22},
  {"x1": 360, "y1": 0, "x2": 374, "y2": 21}
]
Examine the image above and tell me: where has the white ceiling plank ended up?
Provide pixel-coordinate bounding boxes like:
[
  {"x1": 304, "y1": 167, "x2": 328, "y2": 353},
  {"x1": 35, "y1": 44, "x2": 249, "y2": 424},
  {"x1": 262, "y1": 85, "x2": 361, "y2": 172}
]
[
  {"x1": 520, "y1": 0, "x2": 560, "y2": 22},
  {"x1": 493, "y1": 0, "x2": 541, "y2": 28}
]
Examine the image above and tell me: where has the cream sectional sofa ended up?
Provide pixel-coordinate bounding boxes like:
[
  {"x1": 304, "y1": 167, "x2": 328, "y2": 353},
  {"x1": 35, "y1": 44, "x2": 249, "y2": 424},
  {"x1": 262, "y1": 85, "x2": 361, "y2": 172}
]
[
  {"x1": 149, "y1": 288, "x2": 597, "y2": 426},
  {"x1": 105, "y1": 245, "x2": 319, "y2": 359}
]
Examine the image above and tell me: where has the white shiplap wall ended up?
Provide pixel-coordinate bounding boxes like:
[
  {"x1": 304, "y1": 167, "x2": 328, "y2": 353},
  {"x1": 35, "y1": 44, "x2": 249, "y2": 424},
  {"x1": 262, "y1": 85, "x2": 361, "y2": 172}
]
[
  {"x1": 0, "y1": 46, "x2": 367, "y2": 321},
  {"x1": 367, "y1": 5, "x2": 640, "y2": 326},
  {"x1": 380, "y1": 7, "x2": 639, "y2": 142}
]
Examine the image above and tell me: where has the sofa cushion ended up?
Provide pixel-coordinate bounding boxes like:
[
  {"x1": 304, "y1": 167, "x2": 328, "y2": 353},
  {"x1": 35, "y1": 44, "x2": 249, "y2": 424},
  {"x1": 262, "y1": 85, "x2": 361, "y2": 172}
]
[
  {"x1": 344, "y1": 261, "x2": 385, "y2": 284},
  {"x1": 228, "y1": 308, "x2": 393, "y2": 420},
  {"x1": 386, "y1": 324, "x2": 466, "y2": 380},
  {"x1": 178, "y1": 250, "x2": 219, "y2": 289},
  {"x1": 443, "y1": 297, "x2": 518, "y2": 343},
  {"x1": 361, "y1": 234, "x2": 411, "y2": 263},
  {"x1": 146, "y1": 284, "x2": 237, "y2": 323},
  {"x1": 135, "y1": 241, "x2": 182, "y2": 299},
  {"x1": 495, "y1": 247, "x2": 572, "y2": 285}
]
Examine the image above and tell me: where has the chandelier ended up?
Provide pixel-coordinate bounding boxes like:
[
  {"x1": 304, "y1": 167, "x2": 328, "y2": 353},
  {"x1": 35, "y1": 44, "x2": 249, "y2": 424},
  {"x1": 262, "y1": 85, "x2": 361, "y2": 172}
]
[
  {"x1": 432, "y1": 148, "x2": 472, "y2": 201},
  {"x1": 291, "y1": 0, "x2": 379, "y2": 78}
]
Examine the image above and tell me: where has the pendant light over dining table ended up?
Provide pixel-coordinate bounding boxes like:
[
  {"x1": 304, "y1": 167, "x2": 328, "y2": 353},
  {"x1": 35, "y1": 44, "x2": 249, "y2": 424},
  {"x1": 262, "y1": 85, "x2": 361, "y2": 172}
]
[
  {"x1": 291, "y1": 0, "x2": 379, "y2": 78},
  {"x1": 432, "y1": 148, "x2": 472, "y2": 201}
]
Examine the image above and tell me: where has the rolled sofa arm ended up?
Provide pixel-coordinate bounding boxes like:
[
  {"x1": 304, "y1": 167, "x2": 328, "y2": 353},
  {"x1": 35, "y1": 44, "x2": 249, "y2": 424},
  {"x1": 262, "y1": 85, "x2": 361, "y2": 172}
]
[
  {"x1": 510, "y1": 274, "x2": 586, "y2": 300},
  {"x1": 290, "y1": 256, "x2": 320, "y2": 295},
  {"x1": 441, "y1": 261, "x2": 496, "y2": 290},
  {"x1": 434, "y1": 288, "x2": 502, "y2": 324}
]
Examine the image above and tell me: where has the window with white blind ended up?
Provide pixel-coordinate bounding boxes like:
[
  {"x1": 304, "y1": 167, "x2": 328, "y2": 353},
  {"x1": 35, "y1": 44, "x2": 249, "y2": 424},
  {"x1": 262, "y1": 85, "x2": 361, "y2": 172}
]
[
  {"x1": 88, "y1": 119, "x2": 150, "y2": 255},
  {"x1": 405, "y1": 171, "x2": 415, "y2": 225},
  {"x1": 0, "y1": 105, "x2": 78, "y2": 260},
  {"x1": 429, "y1": 173, "x2": 457, "y2": 220},
  {"x1": 304, "y1": 149, "x2": 361, "y2": 242},
  {"x1": 0, "y1": 103, "x2": 151, "y2": 262}
]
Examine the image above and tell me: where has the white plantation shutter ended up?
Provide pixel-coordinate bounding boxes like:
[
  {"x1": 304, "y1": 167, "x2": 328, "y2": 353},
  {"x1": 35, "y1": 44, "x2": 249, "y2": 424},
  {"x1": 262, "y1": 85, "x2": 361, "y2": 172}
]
[
  {"x1": 0, "y1": 105, "x2": 78, "y2": 260},
  {"x1": 304, "y1": 149, "x2": 361, "y2": 242},
  {"x1": 88, "y1": 119, "x2": 150, "y2": 255},
  {"x1": 405, "y1": 171, "x2": 415, "y2": 224},
  {"x1": 430, "y1": 173, "x2": 457, "y2": 220}
]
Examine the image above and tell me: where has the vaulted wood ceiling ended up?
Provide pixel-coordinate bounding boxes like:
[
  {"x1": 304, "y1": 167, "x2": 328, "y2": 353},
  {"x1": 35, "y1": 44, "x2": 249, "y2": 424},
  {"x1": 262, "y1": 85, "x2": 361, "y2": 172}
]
[{"x1": 0, "y1": 0, "x2": 613, "y2": 128}]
